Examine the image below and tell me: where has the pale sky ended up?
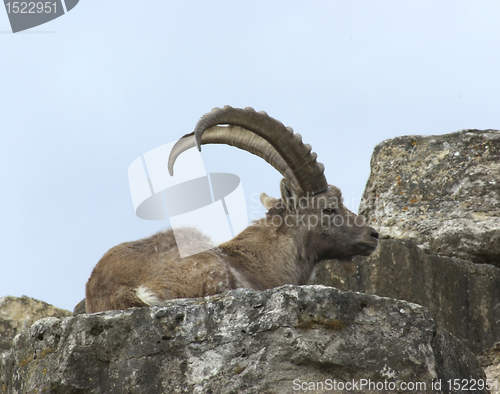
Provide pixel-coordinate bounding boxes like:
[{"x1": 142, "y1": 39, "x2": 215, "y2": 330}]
[{"x1": 1, "y1": 1, "x2": 499, "y2": 311}]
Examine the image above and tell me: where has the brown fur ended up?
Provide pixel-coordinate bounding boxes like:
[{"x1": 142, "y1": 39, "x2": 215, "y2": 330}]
[{"x1": 85, "y1": 185, "x2": 378, "y2": 313}]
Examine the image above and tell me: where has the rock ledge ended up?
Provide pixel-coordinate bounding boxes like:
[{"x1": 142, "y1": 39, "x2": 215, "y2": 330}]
[{"x1": 1, "y1": 286, "x2": 486, "y2": 394}]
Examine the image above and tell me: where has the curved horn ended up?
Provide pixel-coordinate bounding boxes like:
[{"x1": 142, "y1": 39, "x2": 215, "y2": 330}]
[
  {"x1": 177, "y1": 106, "x2": 327, "y2": 195},
  {"x1": 168, "y1": 126, "x2": 300, "y2": 190}
]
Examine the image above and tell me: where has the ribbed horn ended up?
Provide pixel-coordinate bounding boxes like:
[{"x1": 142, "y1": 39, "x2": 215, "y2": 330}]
[
  {"x1": 173, "y1": 106, "x2": 327, "y2": 195},
  {"x1": 168, "y1": 126, "x2": 300, "y2": 190}
]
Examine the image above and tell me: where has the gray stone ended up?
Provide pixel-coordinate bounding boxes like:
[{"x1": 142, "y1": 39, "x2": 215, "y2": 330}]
[
  {"x1": 480, "y1": 343, "x2": 500, "y2": 394},
  {"x1": 72, "y1": 298, "x2": 86, "y2": 316},
  {"x1": 359, "y1": 129, "x2": 500, "y2": 266},
  {"x1": 0, "y1": 286, "x2": 487, "y2": 393},
  {"x1": 310, "y1": 239, "x2": 500, "y2": 356},
  {"x1": 0, "y1": 296, "x2": 71, "y2": 353}
]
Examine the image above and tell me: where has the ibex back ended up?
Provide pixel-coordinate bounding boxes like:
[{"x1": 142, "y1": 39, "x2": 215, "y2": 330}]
[{"x1": 85, "y1": 106, "x2": 378, "y2": 313}]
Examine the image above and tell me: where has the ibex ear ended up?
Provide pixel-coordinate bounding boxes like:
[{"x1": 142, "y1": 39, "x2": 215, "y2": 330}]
[
  {"x1": 260, "y1": 193, "x2": 279, "y2": 211},
  {"x1": 280, "y1": 178, "x2": 299, "y2": 211}
]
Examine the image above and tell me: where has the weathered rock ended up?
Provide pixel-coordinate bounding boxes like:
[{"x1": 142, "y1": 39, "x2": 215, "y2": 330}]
[
  {"x1": 359, "y1": 129, "x2": 500, "y2": 266},
  {"x1": 310, "y1": 239, "x2": 500, "y2": 356},
  {"x1": 72, "y1": 298, "x2": 86, "y2": 316},
  {"x1": 0, "y1": 286, "x2": 487, "y2": 393},
  {"x1": 0, "y1": 296, "x2": 71, "y2": 353},
  {"x1": 480, "y1": 343, "x2": 500, "y2": 394}
]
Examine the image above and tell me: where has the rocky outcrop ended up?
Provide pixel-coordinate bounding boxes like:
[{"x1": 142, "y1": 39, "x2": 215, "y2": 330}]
[
  {"x1": 309, "y1": 129, "x2": 500, "y2": 390},
  {"x1": 310, "y1": 239, "x2": 500, "y2": 357},
  {"x1": 0, "y1": 286, "x2": 487, "y2": 394},
  {"x1": 0, "y1": 296, "x2": 71, "y2": 353},
  {"x1": 359, "y1": 129, "x2": 500, "y2": 266}
]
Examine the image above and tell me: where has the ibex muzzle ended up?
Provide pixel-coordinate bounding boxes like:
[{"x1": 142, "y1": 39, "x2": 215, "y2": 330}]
[{"x1": 85, "y1": 106, "x2": 378, "y2": 313}]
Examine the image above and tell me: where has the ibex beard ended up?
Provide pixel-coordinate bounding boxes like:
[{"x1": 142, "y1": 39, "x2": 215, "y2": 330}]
[{"x1": 85, "y1": 106, "x2": 378, "y2": 313}]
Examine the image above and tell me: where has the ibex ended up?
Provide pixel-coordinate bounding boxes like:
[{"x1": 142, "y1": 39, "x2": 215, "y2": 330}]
[{"x1": 85, "y1": 106, "x2": 379, "y2": 313}]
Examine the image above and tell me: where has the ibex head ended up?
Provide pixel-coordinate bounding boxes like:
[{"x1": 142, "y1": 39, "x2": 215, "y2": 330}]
[{"x1": 169, "y1": 106, "x2": 378, "y2": 268}]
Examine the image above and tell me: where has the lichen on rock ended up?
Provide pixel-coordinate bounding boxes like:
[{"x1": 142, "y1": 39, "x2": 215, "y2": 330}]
[
  {"x1": 359, "y1": 129, "x2": 500, "y2": 266},
  {"x1": 0, "y1": 295, "x2": 71, "y2": 353}
]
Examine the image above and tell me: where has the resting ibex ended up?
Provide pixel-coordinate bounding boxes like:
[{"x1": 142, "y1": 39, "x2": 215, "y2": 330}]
[{"x1": 85, "y1": 106, "x2": 379, "y2": 313}]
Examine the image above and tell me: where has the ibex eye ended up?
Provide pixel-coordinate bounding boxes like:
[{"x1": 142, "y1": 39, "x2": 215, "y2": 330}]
[{"x1": 323, "y1": 208, "x2": 336, "y2": 215}]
